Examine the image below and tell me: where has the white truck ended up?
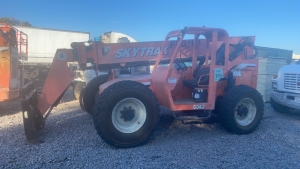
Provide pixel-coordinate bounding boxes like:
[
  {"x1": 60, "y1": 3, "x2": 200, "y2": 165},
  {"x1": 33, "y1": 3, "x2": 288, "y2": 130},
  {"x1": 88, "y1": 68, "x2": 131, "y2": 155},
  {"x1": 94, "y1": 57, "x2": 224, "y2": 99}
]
[{"x1": 270, "y1": 60, "x2": 300, "y2": 113}]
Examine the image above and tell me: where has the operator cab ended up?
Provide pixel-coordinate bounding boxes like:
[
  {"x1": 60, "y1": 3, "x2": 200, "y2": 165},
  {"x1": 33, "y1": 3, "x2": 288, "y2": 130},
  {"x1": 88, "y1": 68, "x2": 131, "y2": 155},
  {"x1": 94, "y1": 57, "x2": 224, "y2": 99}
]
[
  {"x1": 182, "y1": 42, "x2": 227, "y2": 90},
  {"x1": 151, "y1": 27, "x2": 229, "y2": 111}
]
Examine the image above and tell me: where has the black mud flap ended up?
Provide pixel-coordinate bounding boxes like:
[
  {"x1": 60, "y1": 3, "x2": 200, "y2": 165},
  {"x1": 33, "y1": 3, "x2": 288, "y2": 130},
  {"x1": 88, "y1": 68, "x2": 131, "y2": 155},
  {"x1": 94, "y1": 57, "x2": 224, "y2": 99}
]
[{"x1": 21, "y1": 82, "x2": 45, "y2": 143}]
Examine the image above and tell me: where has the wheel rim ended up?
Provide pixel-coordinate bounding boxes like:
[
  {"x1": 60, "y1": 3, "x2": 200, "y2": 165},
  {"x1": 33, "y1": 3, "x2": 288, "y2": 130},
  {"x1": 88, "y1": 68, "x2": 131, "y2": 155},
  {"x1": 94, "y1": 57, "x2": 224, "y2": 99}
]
[
  {"x1": 234, "y1": 98, "x2": 257, "y2": 126},
  {"x1": 112, "y1": 98, "x2": 146, "y2": 133}
]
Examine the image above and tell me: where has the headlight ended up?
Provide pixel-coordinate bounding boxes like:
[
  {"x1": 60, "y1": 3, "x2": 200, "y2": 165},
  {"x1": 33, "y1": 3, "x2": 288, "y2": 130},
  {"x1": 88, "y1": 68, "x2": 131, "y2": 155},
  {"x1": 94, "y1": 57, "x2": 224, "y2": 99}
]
[{"x1": 272, "y1": 82, "x2": 278, "y2": 89}]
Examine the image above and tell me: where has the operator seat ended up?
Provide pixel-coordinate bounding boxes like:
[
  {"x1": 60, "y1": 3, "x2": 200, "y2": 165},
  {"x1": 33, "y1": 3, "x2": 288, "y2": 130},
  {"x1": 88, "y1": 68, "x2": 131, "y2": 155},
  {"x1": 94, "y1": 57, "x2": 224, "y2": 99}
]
[
  {"x1": 182, "y1": 45, "x2": 225, "y2": 90},
  {"x1": 183, "y1": 59, "x2": 210, "y2": 90}
]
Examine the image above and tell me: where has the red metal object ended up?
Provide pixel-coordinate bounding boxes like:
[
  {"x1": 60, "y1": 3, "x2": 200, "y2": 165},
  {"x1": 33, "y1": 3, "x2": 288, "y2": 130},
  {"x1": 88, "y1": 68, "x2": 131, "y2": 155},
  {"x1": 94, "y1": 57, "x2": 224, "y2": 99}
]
[
  {"x1": 0, "y1": 23, "x2": 25, "y2": 101},
  {"x1": 37, "y1": 49, "x2": 75, "y2": 115},
  {"x1": 17, "y1": 30, "x2": 28, "y2": 60},
  {"x1": 0, "y1": 23, "x2": 28, "y2": 60}
]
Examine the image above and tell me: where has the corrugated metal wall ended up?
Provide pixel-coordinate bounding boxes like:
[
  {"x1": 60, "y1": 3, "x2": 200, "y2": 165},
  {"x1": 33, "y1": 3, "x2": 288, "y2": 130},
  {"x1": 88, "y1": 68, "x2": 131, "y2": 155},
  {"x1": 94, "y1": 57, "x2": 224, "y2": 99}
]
[{"x1": 256, "y1": 46, "x2": 293, "y2": 102}]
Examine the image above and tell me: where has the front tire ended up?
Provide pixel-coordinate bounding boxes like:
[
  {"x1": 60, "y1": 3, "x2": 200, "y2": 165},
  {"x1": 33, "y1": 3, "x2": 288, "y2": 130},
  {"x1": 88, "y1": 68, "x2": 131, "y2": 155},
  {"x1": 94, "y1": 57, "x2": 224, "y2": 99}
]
[
  {"x1": 219, "y1": 85, "x2": 264, "y2": 134},
  {"x1": 93, "y1": 80, "x2": 159, "y2": 148}
]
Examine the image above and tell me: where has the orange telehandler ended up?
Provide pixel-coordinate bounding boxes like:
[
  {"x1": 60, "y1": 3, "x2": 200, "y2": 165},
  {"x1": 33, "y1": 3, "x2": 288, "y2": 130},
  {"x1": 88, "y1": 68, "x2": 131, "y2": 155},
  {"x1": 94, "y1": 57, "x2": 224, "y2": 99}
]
[{"x1": 7, "y1": 26, "x2": 264, "y2": 148}]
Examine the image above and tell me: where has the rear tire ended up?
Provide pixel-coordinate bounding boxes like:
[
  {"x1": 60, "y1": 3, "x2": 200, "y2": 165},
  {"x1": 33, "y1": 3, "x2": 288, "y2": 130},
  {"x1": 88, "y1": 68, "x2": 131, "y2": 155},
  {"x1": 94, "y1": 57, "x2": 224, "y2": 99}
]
[
  {"x1": 219, "y1": 85, "x2": 264, "y2": 134},
  {"x1": 82, "y1": 74, "x2": 109, "y2": 115},
  {"x1": 93, "y1": 80, "x2": 159, "y2": 148}
]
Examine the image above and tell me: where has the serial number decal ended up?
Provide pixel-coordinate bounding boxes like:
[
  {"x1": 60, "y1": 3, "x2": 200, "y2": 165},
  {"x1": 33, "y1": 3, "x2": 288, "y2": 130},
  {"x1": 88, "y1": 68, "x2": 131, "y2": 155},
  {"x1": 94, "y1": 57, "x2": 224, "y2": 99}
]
[
  {"x1": 232, "y1": 70, "x2": 242, "y2": 76},
  {"x1": 193, "y1": 105, "x2": 205, "y2": 109}
]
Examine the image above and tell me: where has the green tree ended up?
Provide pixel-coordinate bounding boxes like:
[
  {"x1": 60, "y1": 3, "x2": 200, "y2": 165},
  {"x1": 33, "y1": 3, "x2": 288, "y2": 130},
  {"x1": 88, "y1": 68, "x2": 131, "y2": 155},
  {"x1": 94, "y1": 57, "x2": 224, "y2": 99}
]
[{"x1": 0, "y1": 17, "x2": 33, "y2": 27}]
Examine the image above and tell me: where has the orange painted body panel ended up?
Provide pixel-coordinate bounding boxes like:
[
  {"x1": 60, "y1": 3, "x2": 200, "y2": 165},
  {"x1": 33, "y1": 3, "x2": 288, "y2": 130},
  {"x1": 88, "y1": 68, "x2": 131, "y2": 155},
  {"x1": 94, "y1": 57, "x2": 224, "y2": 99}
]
[
  {"x1": 0, "y1": 46, "x2": 20, "y2": 101},
  {"x1": 86, "y1": 40, "x2": 207, "y2": 67},
  {"x1": 37, "y1": 49, "x2": 76, "y2": 115},
  {"x1": 0, "y1": 23, "x2": 28, "y2": 102},
  {"x1": 0, "y1": 46, "x2": 11, "y2": 89},
  {"x1": 170, "y1": 68, "x2": 193, "y2": 99},
  {"x1": 0, "y1": 25, "x2": 15, "y2": 96},
  {"x1": 0, "y1": 88, "x2": 19, "y2": 101},
  {"x1": 151, "y1": 66, "x2": 179, "y2": 110}
]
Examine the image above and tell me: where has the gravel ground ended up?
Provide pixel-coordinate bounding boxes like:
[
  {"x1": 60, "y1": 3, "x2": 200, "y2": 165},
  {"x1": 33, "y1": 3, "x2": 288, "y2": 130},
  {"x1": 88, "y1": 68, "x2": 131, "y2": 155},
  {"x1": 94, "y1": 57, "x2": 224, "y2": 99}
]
[{"x1": 1, "y1": 89, "x2": 300, "y2": 169}]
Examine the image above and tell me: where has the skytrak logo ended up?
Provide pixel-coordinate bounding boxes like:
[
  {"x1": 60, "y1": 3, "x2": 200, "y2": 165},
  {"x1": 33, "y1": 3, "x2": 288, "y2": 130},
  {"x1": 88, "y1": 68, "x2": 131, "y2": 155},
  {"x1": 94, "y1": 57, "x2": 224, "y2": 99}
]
[
  {"x1": 115, "y1": 46, "x2": 170, "y2": 58},
  {"x1": 105, "y1": 39, "x2": 197, "y2": 58}
]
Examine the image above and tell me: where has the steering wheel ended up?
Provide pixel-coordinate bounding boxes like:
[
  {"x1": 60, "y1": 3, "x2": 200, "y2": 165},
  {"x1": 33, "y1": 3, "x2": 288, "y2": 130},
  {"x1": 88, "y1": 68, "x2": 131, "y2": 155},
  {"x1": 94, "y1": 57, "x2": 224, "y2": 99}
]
[{"x1": 174, "y1": 59, "x2": 187, "y2": 71}]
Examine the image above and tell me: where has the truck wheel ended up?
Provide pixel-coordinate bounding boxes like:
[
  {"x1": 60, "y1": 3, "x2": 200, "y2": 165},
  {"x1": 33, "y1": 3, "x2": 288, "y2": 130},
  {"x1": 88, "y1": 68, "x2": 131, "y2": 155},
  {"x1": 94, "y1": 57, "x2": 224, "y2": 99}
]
[
  {"x1": 73, "y1": 81, "x2": 85, "y2": 100},
  {"x1": 82, "y1": 74, "x2": 109, "y2": 115},
  {"x1": 219, "y1": 85, "x2": 264, "y2": 134},
  {"x1": 93, "y1": 80, "x2": 159, "y2": 148},
  {"x1": 270, "y1": 98, "x2": 293, "y2": 114}
]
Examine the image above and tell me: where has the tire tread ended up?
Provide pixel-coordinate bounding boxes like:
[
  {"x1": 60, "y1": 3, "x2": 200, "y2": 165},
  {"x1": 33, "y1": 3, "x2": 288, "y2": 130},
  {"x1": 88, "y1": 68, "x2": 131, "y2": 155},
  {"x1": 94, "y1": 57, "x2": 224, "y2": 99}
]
[
  {"x1": 219, "y1": 85, "x2": 264, "y2": 134},
  {"x1": 82, "y1": 74, "x2": 109, "y2": 115},
  {"x1": 93, "y1": 80, "x2": 160, "y2": 148}
]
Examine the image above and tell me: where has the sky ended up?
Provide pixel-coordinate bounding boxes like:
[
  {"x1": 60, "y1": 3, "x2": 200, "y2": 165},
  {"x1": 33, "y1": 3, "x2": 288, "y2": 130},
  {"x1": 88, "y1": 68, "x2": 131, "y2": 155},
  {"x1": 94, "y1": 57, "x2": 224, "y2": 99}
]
[{"x1": 1, "y1": 0, "x2": 299, "y2": 54}]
